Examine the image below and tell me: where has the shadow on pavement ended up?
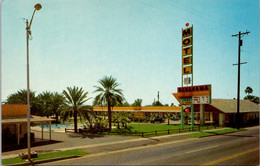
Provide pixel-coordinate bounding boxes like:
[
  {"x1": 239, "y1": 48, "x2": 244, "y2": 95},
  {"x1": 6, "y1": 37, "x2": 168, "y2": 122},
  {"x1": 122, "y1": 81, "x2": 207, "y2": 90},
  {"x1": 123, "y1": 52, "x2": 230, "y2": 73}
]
[
  {"x1": 2, "y1": 140, "x2": 62, "y2": 152},
  {"x1": 66, "y1": 132, "x2": 105, "y2": 139},
  {"x1": 82, "y1": 133, "x2": 105, "y2": 139}
]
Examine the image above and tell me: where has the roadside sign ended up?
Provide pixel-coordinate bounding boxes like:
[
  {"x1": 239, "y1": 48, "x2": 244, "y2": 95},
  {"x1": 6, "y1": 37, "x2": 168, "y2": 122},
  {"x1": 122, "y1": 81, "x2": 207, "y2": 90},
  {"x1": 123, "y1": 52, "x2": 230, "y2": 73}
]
[
  {"x1": 172, "y1": 84, "x2": 212, "y2": 105},
  {"x1": 184, "y1": 77, "x2": 191, "y2": 85},
  {"x1": 192, "y1": 96, "x2": 210, "y2": 104},
  {"x1": 182, "y1": 56, "x2": 192, "y2": 65},
  {"x1": 182, "y1": 66, "x2": 192, "y2": 75},
  {"x1": 180, "y1": 98, "x2": 192, "y2": 102},
  {"x1": 134, "y1": 112, "x2": 144, "y2": 118}
]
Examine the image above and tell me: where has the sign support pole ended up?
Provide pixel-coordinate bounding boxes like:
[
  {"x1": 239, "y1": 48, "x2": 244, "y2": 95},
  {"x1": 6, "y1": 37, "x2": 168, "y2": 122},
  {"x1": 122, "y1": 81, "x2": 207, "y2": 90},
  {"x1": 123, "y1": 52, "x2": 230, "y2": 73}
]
[
  {"x1": 191, "y1": 25, "x2": 194, "y2": 130},
  {"x1": 191, "y1": 24, "x2": 193, "y2": 87},
  {"x1": 191, "y1": 104, "x2": 194, "y2": 130},
  {"x1": 181, "y1": 105, "x2": 184, "y2": 129}
]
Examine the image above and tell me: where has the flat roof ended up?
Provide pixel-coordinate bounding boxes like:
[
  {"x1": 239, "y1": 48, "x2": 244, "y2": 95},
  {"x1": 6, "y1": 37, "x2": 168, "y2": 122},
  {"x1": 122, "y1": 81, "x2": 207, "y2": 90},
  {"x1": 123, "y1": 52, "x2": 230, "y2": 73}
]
[
  {"x1": 2, "y1": 115, "x2": 55, "y2": 124},
  {"x1": 93, "y1": 106, "x2": 181, "y2": 113}
]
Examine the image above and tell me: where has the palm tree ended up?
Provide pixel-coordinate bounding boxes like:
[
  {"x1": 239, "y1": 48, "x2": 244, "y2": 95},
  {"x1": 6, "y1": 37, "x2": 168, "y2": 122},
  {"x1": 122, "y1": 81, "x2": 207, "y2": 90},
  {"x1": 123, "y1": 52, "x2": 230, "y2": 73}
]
[
  {"x1": 61, "y1": 86, "x2": 92, "y2": 133},
  {"x1": 245, "y1": 87, "x2": 253, "y2": 96},
  {"x1": 132, "y1": 99, "x2": 143, "y2": 107},
  {"x1": 93, "y1": 76, "x2": 124, "y2": 130},
  {"x1": 37, "y1": 91, "x2": 53, "y2": 118},
  {"x1": 50, "y1": 92, "x2": 65, "y2": 123}
]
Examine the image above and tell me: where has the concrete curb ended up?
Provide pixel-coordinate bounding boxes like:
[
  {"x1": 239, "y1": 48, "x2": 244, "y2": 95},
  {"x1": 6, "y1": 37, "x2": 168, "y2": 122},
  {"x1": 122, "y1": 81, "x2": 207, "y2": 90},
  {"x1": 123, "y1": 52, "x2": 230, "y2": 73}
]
[
  {"x1": 5, "y1": 155, "x2": 81, "y2": 166},
  {"x1": 191, "y1": 128, "x2": 246, "y2": 138}
]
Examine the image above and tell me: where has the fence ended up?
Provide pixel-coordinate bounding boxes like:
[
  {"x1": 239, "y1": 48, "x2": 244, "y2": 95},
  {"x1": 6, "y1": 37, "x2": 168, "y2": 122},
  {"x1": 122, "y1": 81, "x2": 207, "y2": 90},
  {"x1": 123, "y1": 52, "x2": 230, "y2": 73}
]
[
  {"x1": 65, "y1": 124, "x2": 218, "y2": 137},
  {"x1": 65, "y1": 128, "x2": 110, "y2": 133},
  {"x1": 140, "y1": 125, "x2": 217, "y2": 138},
  {"x1": 65, "y1": 128, "x2": 75, "y2": 132}
]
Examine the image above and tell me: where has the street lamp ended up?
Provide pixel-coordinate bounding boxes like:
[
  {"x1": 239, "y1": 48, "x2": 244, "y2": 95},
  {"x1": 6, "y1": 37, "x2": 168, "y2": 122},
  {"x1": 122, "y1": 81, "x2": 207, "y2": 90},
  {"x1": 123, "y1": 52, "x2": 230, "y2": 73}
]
[{"x1": 26, "y1": 3, "x2": 42, "y2": 161}]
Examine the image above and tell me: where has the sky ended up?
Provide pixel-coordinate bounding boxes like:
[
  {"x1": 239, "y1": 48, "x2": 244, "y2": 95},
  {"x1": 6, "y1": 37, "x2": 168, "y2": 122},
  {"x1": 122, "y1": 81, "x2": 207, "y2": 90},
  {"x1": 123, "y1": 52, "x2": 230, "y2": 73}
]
[{"x1": 1, "y1": 0, "x2": 259, "y2": 106}]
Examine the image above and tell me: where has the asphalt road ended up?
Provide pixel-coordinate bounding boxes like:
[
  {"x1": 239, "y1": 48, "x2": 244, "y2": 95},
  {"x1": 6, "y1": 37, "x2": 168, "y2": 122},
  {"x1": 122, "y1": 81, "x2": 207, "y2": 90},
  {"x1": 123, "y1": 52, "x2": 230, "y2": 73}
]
[{"x1": 43, "y1": 126, "x2": 259, "y2": 165}]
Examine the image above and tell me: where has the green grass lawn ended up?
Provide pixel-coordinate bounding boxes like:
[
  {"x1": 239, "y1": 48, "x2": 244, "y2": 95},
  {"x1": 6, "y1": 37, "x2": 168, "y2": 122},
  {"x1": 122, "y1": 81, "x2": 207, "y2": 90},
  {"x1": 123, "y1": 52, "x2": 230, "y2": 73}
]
[
  {"x1": 188, "y1": 128, "x2": 244, "y2": 138},
  {"x1": 107, "y1": 123, "x2": 221, "y2": 137},
  {"x1": 2, "y1": 149, "x2": 87, "y2": 165},
  {"x1": 127, "y1": 123, "x2": 191, "y2": 132},
  {"x1": 113, "y1": 123, "x2": 219, "y2": 132}
]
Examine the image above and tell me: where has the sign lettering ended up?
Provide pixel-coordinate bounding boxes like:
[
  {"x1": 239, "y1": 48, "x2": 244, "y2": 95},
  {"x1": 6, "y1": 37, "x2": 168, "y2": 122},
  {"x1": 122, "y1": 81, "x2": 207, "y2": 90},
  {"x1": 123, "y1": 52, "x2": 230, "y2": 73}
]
[
  {"x1": 182, "y1": 27, "x2": 192, "y2": 38},
  {"x1": 182, "y1": 66, "x2": 192, "y2": 75},
  {"x1": 180, "y1": 98, "x2": 192, "y2": 102},
  {"x1": 182, "y1": 47, "x2": 192, "y2": 56},
  {"x1": 134, "y1": 112, "x2": 144, "y2": 118},
  {"x1": 182, "y1": 37, "x2": 192, "y2": 47},
  {"x1": 182, "y1": 56, "x2": 192, "y2": 65},
  {"x1": 181, "y1": 25, "x2": 193, "y2": 84},
  {"x1": 178, "y1": 85, "x2": 210, "y2": 93},
  {"x1": 192, "y1": 96, "x2": 210, "y2": 104}
]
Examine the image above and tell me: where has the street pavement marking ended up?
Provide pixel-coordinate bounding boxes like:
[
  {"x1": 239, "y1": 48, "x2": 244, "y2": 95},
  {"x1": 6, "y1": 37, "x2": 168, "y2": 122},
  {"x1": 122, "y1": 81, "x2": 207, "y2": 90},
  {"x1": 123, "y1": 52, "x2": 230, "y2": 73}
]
[
  {"x1": 201, "y1": 147, "x2": 260, "y2": 166},
  {"x1": 86, "y1": 138, "x2": 196, "y2": 157},
  {"x1": 44, "y1": 138, "x2": 196, "y2": 165},
  {"x1": 186, "y1": 145, "x2": 219, "y2": 154}
]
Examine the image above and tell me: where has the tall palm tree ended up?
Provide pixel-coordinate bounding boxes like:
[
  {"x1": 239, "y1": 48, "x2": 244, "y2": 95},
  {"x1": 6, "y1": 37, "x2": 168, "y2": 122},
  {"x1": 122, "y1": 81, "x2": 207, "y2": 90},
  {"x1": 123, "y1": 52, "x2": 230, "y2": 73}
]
[
  {"x1": 93, "y1": 76, "x2": 124, "y2": 130},
  {"x1": 61, "y1": 86, "x2": 92, "y2": 133}
]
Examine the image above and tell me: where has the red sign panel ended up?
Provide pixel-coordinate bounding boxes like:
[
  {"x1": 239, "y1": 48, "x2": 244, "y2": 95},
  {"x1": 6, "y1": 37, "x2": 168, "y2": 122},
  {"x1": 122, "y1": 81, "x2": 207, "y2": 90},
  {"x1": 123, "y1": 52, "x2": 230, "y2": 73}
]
[{"x1": 178, "y1": 85, "x2": 210, "y2": 93}]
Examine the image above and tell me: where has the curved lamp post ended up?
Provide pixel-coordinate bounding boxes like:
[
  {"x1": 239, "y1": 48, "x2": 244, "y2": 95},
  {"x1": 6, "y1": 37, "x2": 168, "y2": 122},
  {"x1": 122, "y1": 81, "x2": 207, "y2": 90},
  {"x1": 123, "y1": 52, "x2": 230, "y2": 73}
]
[{"x1": 26, "y1": 3, "x2": 42, "y2": 161}]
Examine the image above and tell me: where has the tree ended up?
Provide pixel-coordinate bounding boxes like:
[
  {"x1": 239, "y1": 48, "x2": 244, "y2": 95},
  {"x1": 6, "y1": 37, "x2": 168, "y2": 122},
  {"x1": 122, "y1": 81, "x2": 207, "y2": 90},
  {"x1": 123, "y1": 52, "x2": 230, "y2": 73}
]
[
  {"x1": 112, "y1": 113, "x2": 121, "y2": 129},
  {"x1": 164, "y1": 113, "x2": 172, "y2": 125},
  {"x1": 245, "y1": 86, "x2": 253, "y2": 96},
  {"x1": 244, "y1": 87, "x2": 259, "y2": 104},
  {"x1": 6, "y1": 89, "x2": 38, "y2": 115},
  {"x1": 50, "y1": 92, "x2": 65, "y2": 123},
  {"x1": 61, "y1": 86, "x2": 92, "y2": 133},
  {"x1": 120, "y1": 112, "x2": 131, "y2": 129},
  {"x1": 37, "y1": 91, "x2": 53, "y2": 118},
  {"x1": 93, "y1": 75, "x2": 124, "y2": 130},
  {"x1": 251, "y1": 96, "x2": 259, "y2": 104},
  {"x1": 132, "y1": 99, "x2": 142, "y2": 107},
  {"x1": 152, "y1": 101, "x2": 163, "y2": 106},
  {"x1": 122, "y1": 101, "x2": 130, "y2": 107}
]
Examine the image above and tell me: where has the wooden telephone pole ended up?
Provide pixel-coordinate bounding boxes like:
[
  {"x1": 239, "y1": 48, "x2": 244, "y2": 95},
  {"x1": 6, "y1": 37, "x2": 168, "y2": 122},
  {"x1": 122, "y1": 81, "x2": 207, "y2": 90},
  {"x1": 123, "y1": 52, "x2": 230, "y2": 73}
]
[{"x1": 232, "y1": 30, "x2": 250, "y2": 129}]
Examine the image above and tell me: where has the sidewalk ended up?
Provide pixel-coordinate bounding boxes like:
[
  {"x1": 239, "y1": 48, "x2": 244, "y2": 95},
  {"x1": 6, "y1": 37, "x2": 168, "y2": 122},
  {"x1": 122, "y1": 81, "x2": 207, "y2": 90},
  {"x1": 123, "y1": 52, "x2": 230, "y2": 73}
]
[{"x1": 1, "y1": 127, "x2": 232, "y2": 160}]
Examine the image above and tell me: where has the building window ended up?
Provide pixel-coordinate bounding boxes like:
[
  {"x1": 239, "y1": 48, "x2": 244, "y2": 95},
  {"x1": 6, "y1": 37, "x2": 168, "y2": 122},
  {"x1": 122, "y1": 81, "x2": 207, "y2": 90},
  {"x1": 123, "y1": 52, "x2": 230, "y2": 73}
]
[{"x1": 205, "y1": 112, "x2": 210, "y2": 121}]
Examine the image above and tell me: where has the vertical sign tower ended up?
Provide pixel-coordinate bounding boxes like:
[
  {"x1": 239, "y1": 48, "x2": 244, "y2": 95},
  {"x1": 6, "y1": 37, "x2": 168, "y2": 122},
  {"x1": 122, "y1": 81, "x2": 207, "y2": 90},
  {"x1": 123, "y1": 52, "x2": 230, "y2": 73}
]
[
  {"x1": 181, "y1": 23, "x2": 193, "y2": 129},
  {"x1": 173, "y1": 24, "x2": 211, "y2": 130},
  {"x1": 182, "y1": 23, "x2": 193, "y2": 86}
]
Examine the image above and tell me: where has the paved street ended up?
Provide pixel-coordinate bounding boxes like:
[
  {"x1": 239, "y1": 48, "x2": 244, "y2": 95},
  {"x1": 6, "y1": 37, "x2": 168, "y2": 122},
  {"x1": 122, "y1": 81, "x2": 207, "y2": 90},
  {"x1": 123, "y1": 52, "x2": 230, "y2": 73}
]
[{"x1": 43, "y1": 126, "x2": 259, "y2": 165}]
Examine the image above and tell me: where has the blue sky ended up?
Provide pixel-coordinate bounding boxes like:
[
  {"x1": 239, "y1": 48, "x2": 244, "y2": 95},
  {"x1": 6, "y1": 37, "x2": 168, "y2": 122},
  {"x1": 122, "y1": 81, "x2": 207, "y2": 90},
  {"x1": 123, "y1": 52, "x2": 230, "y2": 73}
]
[{"x1": 1, "y1": 0, "x2": 259, "y2": 106}]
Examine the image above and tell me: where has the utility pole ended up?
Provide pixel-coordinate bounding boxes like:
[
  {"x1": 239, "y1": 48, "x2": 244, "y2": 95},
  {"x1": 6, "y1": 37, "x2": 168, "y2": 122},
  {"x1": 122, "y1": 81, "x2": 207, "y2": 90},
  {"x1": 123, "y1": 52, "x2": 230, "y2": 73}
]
[
  {"x1": 157, "y1": 91, "x2": 160, "y2": 103},
  {"x1": 232, "y1": 30, "x2": 250, "y2": 129}
]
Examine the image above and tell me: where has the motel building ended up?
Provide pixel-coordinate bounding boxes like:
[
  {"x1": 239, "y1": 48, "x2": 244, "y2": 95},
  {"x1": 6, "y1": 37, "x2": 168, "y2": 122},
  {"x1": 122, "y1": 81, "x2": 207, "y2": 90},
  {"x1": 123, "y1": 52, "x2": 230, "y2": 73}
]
[
  {"x1": 93, "y1": 99, "x2": 259, "y2": 127},
  {"x1": 1, "y1": 104, "x2": 54, "y2": 150}
]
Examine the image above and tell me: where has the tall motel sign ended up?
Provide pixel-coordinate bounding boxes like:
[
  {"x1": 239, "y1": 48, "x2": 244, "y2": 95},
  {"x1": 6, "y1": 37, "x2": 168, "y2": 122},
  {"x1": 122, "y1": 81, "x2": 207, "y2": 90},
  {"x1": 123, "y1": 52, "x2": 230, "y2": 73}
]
[{"x1": 173, "y1": 24, "x2": 212, "y2": 130}]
